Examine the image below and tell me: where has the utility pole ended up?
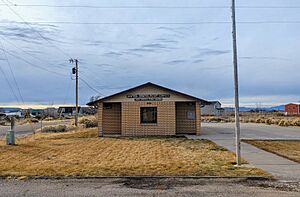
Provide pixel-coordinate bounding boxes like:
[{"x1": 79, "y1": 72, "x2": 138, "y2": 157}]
[
  {"x1": 70, "y1": 58, "x2": 79, "y2": 127},
  {"x1": 75, "y1": 59, "x2": 79, "y2": 127},
  {"x1": 231, "y1": 0, "x2": 241, "y2": 165}
]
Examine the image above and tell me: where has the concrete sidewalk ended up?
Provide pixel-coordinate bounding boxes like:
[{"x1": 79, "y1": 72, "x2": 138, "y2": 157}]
[{"x1": 186, "y1": 123, "x2": 300, "y2": 181}]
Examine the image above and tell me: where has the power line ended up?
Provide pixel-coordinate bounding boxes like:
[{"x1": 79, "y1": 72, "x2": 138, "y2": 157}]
[
  {"x1": 2, "y1": 21, "x2": 300, "y2": 25},
  {"x1": 0, "y1": 52, "x2": 20, "y2": 103},
  {"x1": 0, "y1": 36, "x2": 56, "y2": 67},
  {"x1": 1, "y1": 0, "x2": 71, "y2": 59},
  {"x1": 0, "y1": 40, "x2": 24, "y2": 103},
  {"x1": 0, "y1": 36, "x2": 70, "y2": 73},
  {"x1": 79, "y1": 77, "x2": 104, "y2": 96},
  {"x1": 1, "y1": 4, "x2": 300, "y2": 9},
  {"x1": 0, "y1": 47, "x2": 67, "y2": 77}
]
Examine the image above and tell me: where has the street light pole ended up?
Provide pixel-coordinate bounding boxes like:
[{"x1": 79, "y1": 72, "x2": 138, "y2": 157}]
[{"x1": 231, "y1": 0, "x2": 241, "y2": 165}]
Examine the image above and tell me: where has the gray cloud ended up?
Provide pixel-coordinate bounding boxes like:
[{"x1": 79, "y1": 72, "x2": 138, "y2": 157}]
[
  {"x1": 157, "y1": 26, "x2": 190, "y2": 36},
  {"x1": 23, "y1": 49, "x2": 43, "y2": 54},
  {"x1": 82, "y1": 40, "x2": 104, "y2": 46},
  {"x1": 164, "y1": 60, "x2": 186, "y2": 65},
  {"x1": 193, "y1": 59, "x2": 204, "y2": 63},
  {"x1": 141, "y1": 43, "x2": 176, "y2": 50},
  {"x1": 94, "y1": 63, "x2": 113, "y2": 68},
  {"x1": 103, "y1": 51, "x2": 123, "y2": 57},
  {"x1": 128, "y1": 48, "x2": 155, "y2": 53},
  {"x1": 239, "y1": 56, "x2": 289, "y2": 61},
  {"x1": 193, "y1": 48, "x2": 231, "y2": 58},
  {"x1": 0, "y1": 20, "x2": 60, "y2": 44}
]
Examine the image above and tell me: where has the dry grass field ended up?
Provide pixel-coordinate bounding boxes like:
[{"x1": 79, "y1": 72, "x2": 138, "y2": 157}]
[
  {"x1": 244, "y1": 140, "x2": 300, "y2": 163},
  {"x1": 0, "y1": 128, "x2": 268, "y2": 177},
  {"x1": 202, "y1": 112, "x2": 300, "y2": 127}
]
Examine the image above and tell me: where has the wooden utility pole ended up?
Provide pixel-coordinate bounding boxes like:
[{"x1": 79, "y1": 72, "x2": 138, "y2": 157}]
[
  {"x1": 70, "y1": 58, "x2": 79, "y2": 127},
  {"x1": 231, "y1": 0, "x2": 241, "y2": 165}
]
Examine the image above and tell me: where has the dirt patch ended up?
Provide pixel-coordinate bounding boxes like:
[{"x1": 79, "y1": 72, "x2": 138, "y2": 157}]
[
  {"x1": 241, "y1": 179, "x2": 300, "y2": 193},
  {"x1": 117, "y1": 178, "x2": 206, "y2": 190}
]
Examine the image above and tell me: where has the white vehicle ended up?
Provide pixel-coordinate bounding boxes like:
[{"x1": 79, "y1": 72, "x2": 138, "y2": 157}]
[{"x1": 4, "y1": 111, "x2": 22, "y2": 118}]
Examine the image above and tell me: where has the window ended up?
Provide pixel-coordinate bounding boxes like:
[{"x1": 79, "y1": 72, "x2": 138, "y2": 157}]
[
  {"x1": 187, "y1": 111, "x2": 195, "y2": 120},
  {"x1": 140, "y1": 107, "x2": 157, "y2": 124},
  {"x1": 104, "y1": 103, "x2": 112, "y2": 109}
]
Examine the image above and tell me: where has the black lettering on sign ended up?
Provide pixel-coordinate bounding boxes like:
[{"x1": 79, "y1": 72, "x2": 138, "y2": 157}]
[{"x1": 127, "y1": 94, "x2": 170, "y2": 100}]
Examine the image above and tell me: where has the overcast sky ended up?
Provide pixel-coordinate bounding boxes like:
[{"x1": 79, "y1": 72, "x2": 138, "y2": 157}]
[{"x1": 0, "y1": 0, "x2": 300, "y2": 107}]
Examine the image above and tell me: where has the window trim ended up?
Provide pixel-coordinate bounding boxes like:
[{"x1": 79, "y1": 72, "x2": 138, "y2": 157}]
[{"x1": 140, "y1": 107, "x2": 158, "y2": 124}]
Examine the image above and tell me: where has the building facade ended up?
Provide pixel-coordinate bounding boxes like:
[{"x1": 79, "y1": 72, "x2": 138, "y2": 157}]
[
  {"x1": 284, "y1": 103, "x2": 300, "y2": 115},
  {"x1": 87, "y1": 82, "x2": 208, "y2": 136},
  {"x1": 201, "y1": 101, "x2": 224, "y2": 116}
]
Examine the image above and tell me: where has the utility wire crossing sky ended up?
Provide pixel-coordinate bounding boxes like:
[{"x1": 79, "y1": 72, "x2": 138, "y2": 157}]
[{"x1": 0, "y1": 0, "x2": 299, "y2": 107}]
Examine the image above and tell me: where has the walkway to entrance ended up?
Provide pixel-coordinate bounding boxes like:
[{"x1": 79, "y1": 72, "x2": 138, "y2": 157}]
[{"x1": 186, "y1": 123, "x2": 300, "y2": 181}]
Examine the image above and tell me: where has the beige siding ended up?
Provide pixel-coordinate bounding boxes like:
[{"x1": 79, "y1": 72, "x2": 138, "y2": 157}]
[
  {"x1": 102, "y1": 103, "x2": 121, "y2": 135},
  {"x1": 196, "y1": 102, "x2": 201, "y2": 135},
  {"x1": 175, "y1": 102, "x2": 196, "y2": 134},
  {"x1": 97, "y1": 102, "x2": 103, "y2": 136},
  {"x1": 121, "y1": 101, "x2": 176, "y2": 136}
]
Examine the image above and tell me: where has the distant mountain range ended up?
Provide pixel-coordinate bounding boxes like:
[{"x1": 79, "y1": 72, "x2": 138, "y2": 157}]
[{"x1": 224, "y1": 105, "x2": 285, "y2": 112}]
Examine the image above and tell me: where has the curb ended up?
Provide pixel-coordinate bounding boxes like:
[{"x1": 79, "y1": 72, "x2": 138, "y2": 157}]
[
  {"x1": 242, "y1": 138, "x2": 300, "y2": 141},
  {"x1": 0, "y1": 176, "x2": 273, "y2": 181}
]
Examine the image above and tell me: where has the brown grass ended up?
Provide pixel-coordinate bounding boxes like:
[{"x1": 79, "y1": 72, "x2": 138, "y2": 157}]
[
  {"x1": 244, "y1": 140, "x2": 300, "y2": 163},
  {"x1": 0, "y1": 129, "x2": 268, "y2": 177},
  {"x1": 202, "y1": 112, "x2": 300, "y2": 127}
]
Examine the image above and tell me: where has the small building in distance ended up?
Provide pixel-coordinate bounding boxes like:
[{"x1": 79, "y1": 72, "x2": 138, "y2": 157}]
[
  {"x1": 201, "y1": 101, "x2": 224, "y2": 116},
  {"x1": 58, "y1": 106, "x2": 82, "y2": 116},
  {"x1": 57, "y1": 106, "x2": 96, "y2": 117},
  {"x1": 0, "y1": 107, "x2": 22, "y2": 118},
  {"x1": 284, "y1": 103, "x2": 300, "y2": 115},
  {"x1": 87, "y1": 82, "x2": 208, "y2": 137}
]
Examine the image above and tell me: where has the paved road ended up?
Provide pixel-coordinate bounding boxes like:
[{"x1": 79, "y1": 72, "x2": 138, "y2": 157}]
[
  {"x1": 0, "y1": 121, "x2": 71, "y2": 137},
  {"x1": 0, "y1": 178, "x2": 299, "y2": 197},
  {"x1": 201, "y1": 122, "x2": 300, "y2": 140},
  {"x1": 187, "y1": 123, "x2": 300, "y2": 181}
]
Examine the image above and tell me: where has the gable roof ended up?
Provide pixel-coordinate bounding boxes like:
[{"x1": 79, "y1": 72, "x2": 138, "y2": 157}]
[
  {"x1": 87, "y1": 82, "x2": 209, "y2": 106},
  {"x1": 285, "y1": 103, "x2": 300, "y2": 106},
  {"x1": 208, "y1": 101, "x2": 221, "y2": 105}
]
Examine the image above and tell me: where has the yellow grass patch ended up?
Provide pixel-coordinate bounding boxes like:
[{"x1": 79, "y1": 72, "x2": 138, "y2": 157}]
[
  {"x1": 0, "y1": 129, "x2": 268, "y2": 177},
  {"x1": 244, "y1": 140, "x2": 300, "y2": 163}
]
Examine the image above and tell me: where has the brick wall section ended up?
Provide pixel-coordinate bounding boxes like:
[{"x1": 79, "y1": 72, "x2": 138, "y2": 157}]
[
  {"x1": 97, "y1": 102, "x2": 103, "y2": 136},
  {"x1": 102, "y1": 103, "x2": 121, "y2": 135},
  {"x1": 175, "y1": 102, "x2": 196, "y2": 134},
  {"x1": 121, "y1": 101, "x2": 176, "y2": 136},
  {"x1": 196, "y1": 102, "x2": 201, "y2": 135}
]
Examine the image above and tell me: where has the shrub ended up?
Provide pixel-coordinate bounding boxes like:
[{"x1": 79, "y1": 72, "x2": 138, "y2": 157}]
[
  {"x1": 79, "y1": 116, "x2": 98, "y2": 128},
  {"x1": 30, "y1": 118, "x2": 39, "y2": 123},
  {"x1": 292, "y1": 119, "x2": 300, "y2": 126},
  {"x1": 255, "y1": 118, "x2": 263, "y2": 123},
  {"x1": 248, "y1": 118, "x2": 256, "y2": 123},
  {"x1": 43, "y1": 117, "x2": 54, "y2": 121},
  {"x1": 278, "y1": 120, "x2": 292, "y2": 127},
  {"x1": 265, "y1": 118, "x2": 273, "y2": 125},
  {"x1": 39, "y1": 125, "x2": 76, "y2": 133},
  {"x1": 272, "y1": 119, "x2": 280, "y2": 125}
]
